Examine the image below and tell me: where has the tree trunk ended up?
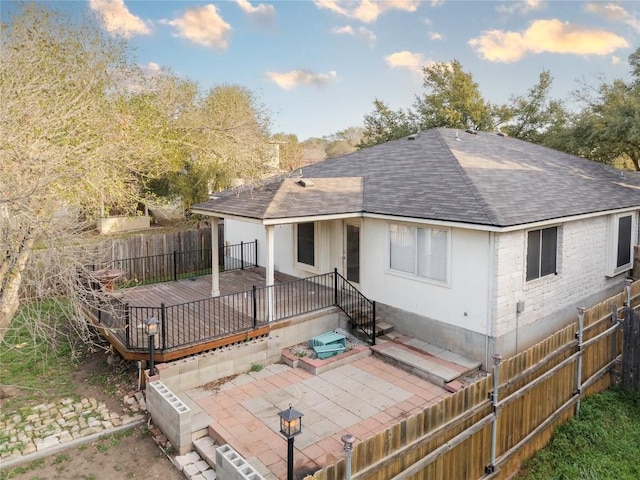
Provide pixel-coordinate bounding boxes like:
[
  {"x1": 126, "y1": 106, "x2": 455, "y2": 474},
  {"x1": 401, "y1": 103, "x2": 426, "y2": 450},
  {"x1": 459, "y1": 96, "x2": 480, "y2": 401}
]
[{"x1": 0, "y1": 234, "x2": 34, "y2": 339}]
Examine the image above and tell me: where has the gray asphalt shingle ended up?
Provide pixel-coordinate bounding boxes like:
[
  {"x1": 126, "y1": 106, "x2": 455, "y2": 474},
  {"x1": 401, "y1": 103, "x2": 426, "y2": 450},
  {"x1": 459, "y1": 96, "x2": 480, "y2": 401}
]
[{"x1": 193, "y1": 128, "x2": 640, "y2": 227}]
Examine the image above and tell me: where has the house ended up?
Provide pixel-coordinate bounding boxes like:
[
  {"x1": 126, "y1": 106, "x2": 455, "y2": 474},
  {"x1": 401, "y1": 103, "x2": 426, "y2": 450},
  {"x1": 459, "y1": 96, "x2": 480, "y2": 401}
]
[{"x1": 192, "y1": 128, "x2": 640, "y2": 367}]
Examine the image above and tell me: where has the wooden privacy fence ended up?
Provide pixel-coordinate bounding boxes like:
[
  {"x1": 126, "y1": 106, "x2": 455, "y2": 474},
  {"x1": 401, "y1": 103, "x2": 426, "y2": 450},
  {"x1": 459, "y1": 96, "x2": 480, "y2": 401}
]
[
  {"x1": 621, "y1": 306, "x2": 640, "y2": 391},
  {"x1": 311, "y1": 280, "x2": 640, "y2": 480}
]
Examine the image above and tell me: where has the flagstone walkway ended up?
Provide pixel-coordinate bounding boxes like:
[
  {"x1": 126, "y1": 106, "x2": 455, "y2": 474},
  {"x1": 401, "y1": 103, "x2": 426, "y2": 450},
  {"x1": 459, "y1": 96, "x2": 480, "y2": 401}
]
[{"x1": 185, "y1": 355, "x2": 451, "y2": 479}]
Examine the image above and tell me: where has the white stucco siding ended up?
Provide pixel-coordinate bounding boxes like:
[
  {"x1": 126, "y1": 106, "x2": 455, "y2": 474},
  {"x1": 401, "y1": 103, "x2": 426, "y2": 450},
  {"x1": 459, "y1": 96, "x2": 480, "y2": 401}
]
[
  {"x1": 362, "y1": 219, "x2": 491, "y2": 334},
  {"x1": 492, "y1": 215, "x2": 629, "y2": 338}
]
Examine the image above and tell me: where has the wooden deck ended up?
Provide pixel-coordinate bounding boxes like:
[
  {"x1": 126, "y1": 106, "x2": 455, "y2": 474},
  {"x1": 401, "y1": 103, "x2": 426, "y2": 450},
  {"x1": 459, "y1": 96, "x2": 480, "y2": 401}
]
[{"x1": 88, "y1": 267, "x2": 337, "y2": 362}]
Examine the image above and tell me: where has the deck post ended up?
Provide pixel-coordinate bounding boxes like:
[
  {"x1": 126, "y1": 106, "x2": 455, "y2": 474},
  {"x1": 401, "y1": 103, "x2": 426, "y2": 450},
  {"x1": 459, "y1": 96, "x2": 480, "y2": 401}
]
[
  {"x1": 254, "y1": 239, "x2": 258, "y2": 266},
  {"x1": 240, "y1": 241, "x2": 245, "y2": 270},
  {"x1": 124, "y1": 303, "x2": 130, "y2": 349},
  {"x1": 161, "y1": 303, "x2": 167, "y2": 351},
  {"x1": 372, "y1": 301, "x2": 376, "y2": 346},
  {"x1": 334, "y1": 268, "x2": 338, "y2": 306},
  {"x1": 265, "y1": 225, "x2": 275, "y2": 322},
  {"x1": 253, "y1": 286, "x2": 257, "y2": 328},
  {"x1": 211, "y1": 217, "x2": 220, "y2": 297}
]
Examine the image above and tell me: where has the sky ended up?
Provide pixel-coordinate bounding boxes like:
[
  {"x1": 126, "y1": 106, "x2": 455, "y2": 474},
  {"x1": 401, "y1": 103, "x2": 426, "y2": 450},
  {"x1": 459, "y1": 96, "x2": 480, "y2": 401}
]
[{"x1": 7, "y1": 1, "x2": 640, "y2": 140}]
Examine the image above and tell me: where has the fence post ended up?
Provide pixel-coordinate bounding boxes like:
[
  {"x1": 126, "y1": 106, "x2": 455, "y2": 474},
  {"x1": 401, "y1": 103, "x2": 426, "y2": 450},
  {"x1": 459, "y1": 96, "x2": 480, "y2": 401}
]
[
  {"x1": 252, "y1": 285, "x2": 257, "y2": 328},
  {"x1": 576, "y1": 307, "x2": 585, "y2": 417},
  {"x1": 161, "y1": 303, "x2": 167, "y2": 351},
  {"x1": 124, "y1": 303, "x2": 130, "y2": 349},
  {"x1": 173, "y1": 250, "x2": 177, "y2": 281},
  {"x1": 612, "y1": 303, "x2": 619, "y2": 378},
  {"x1": 334, "y1": 268, "x2": 338, "y2": 306},
  {"x1": 486, "y1": 353, "x2": 502, "y2": 474},
  {"x1": 254, "y1": 239, "x2": 258, "y2": 266},
  {"x1": 240, "y1": 241, "x2": 245, "y2": 270},
  {"x1": 626, "y1": 278, "x2": 633, "y2": 306}
]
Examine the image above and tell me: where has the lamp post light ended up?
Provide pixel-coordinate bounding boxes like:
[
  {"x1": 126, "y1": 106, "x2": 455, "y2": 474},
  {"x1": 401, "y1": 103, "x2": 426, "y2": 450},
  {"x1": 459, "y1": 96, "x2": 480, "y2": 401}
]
[
  {"x1": 144, "y1": 316, "x2": 159, "y2": 377},
  {"x1": 341, "y1": 433, "x2": 356, "y2": 480},
  {"x1": 278, "y1": 404, "x2": 303, "y2": 480}
]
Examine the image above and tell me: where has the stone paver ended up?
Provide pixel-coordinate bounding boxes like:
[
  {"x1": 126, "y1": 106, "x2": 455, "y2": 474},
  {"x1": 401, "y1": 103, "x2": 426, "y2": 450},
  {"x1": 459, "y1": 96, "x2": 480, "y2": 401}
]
[
  {"x1": 0, "y1": 397, "x2": 139, "y2": 461},
  {"x1": 188, "y1": 355, "x2": 451, "y2": 477}
]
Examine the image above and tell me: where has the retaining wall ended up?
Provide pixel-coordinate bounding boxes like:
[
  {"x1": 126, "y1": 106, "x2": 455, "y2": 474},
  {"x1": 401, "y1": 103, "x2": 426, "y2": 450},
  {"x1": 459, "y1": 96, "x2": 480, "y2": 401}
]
[
  {"x1": 146, "y1": 380, "x2": 192, "y2": 454},
  {"x1": 153, "y1": 309, "x2": 344, "y2": 394}
]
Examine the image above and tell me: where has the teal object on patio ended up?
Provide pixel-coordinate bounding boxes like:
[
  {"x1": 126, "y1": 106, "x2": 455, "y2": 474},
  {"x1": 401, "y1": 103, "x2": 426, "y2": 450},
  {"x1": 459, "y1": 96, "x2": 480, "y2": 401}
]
[
  {"x1": 313, "y1": 344, "x2": 346, "y2": 359},
  {"x1": 308, "y1": 331, "x2": 346, "y2": 348}
]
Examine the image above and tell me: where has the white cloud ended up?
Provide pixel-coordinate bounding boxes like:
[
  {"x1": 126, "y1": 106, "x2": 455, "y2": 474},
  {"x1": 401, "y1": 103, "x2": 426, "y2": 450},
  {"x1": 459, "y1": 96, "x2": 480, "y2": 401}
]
[
  {"x1": 469, "y1": 19, "x2": 629, "y2": 63},
  {"x1": 429, "y1": 31, "x2": 444, "y2": 41},
  {"x1": 89, "y1": 0, "x2": 150, "y2": 37},
  {"x1": 162, "y1": 5, "x2": 232, "y2": 49},
  {"x1": 385, "y1": 51, "x2": 431, "y2": 74},
  {"x1": 266, "y1": 69, "x2": 338, "y2": 90},
  {"x1": 314, "y1": 0, "x2": 418, "y2": 23},
  {"x1": 331, "y1": 25, "x2": 376, "y2": 47},
  {"x1": 585, "y1": 2, "x2": 640, "y2": 33},
  {"x1": 235, "y1": 0, "x2": 276, "y2": 25},
  {"x1": 612, "y1": 55, "x2": 621, "y2": 65},
  {"x1": 496, "y1": 0, "x2": 544, "y2": 16},
  {"x1": 430, "y1": 0, "x2": 445, "y2": 6}
]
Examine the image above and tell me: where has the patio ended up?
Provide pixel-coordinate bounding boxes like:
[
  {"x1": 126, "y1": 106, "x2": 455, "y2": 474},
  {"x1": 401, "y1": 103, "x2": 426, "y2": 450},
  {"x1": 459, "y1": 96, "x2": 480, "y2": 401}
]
[{"x1": 183, "y1": 354, "x2": 452, "y2": 479}]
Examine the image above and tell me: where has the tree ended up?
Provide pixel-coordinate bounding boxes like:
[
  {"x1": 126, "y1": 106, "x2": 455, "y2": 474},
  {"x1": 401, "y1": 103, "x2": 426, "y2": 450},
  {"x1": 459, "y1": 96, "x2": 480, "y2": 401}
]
[
  {"x1": 324, "y1": 126, "x2": 364, "y2": 158},
  {"x1": 499, "y1": 70, "x2": 569, "y2": 145},
  {"x1": 0, "y1": 4, "x2": 274, "y2": 343},
  {"x1": 0, "y1": 4, "x2": 149, "y2": 341},
  {"x1": 557, "y1": 48, "x2": 640, "y2": 171},
  {"x1": 272, "y1": 133, "x2": 304, "y2": 171},
  {"x1": 360, "y1": 99, "x2": 416, "y2": 147},
  {"x1": 360, "y1": 60, "x2": 497, "y2": 147},
  {"x1": 413, "y1": 60, "x2": 495, "y2": 131}
]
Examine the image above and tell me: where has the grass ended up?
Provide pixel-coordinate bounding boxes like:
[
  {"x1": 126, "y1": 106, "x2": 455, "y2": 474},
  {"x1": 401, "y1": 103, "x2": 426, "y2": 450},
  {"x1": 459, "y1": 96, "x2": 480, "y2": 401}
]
[
  {"x1": 517, "y1": 387, "x2": 640, "y2": 480},
  {"x1": 250, "y1": 363, "x2": 263, "y2": 372},
  {"x1": 0, "y1": 301, "x2": 79, "y2": 410}
]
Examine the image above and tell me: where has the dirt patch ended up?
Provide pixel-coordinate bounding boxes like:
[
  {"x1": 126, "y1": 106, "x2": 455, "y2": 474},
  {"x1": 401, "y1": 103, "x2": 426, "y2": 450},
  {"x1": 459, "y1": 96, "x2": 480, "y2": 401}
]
[{"x1": 1, "y1": 348, "x2": 181, "y2": 480}]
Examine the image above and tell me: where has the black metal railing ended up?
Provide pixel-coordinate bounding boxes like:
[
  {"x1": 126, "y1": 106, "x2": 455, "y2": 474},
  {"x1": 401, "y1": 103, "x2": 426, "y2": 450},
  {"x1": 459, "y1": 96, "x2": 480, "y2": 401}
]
[
  {"x1": 334, "y1": 268, "x2": 376, "y2": 345},
  {"x1": 86, "y1": 268, "x2": 376, "y2": 353},
  {"x1": 90, "y1": 240, "x2": 258, "y2": 288}
]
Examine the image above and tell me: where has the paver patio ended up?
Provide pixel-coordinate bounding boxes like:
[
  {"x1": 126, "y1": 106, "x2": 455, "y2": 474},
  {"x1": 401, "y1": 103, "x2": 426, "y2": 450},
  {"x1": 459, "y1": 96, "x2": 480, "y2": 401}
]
[{"x1": 186, "y1": 355, "x2": 451, "y2": 479}]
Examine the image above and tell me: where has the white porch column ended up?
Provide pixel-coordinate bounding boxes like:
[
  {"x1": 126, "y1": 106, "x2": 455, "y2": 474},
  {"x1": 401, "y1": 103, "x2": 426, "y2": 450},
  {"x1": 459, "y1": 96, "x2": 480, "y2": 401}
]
[
  {"x1": 265, "y1": 224, "x2": 275, "y2": 322},
  {"x1": 211, "y1": 217, "x2": 220, "y2": 297}
]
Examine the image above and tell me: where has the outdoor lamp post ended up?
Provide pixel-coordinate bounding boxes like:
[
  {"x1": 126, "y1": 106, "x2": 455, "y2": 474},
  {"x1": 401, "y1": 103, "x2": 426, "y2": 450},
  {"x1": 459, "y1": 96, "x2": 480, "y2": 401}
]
[
  {"x1": 144, "y1": 316, "x2": 159, "y2": 376},
  {"x1": 342, "y1": 433, "x2": 356, "y2": 480},
  {"x1": 278, "y1": 404, "x2": 303, "y2": 480}
]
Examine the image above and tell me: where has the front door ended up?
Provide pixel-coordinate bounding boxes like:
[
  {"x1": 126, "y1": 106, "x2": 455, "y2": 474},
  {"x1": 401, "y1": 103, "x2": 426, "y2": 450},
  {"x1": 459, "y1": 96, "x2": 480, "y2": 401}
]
[{"x1": 345, "y1": 223, "x2": 360, "y2": 285}]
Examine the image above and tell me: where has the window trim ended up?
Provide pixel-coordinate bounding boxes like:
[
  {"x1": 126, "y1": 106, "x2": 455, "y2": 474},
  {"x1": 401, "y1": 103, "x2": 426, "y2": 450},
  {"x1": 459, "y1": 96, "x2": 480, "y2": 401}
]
[
  {"x1": 526, "y1": 226, "x2": 559, "y2": 282},
  {"x1": 387, "y1": 222, "x2": 451, "y2": 286},
  {"x1": 606, "y1": 213, "x2": 636, "y2": 277},
  {"x1": 294, "y1": 222, "x2": 319, "y2": 272}
]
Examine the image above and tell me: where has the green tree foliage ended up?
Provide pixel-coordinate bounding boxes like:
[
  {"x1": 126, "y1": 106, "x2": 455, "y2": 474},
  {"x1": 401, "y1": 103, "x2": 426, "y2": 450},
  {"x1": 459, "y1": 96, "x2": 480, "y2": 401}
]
[
  {"x1": 361, "y1": 60, "x2": 496, "y2": 146},
  {"x1": 360, "y1": 99, "x2": 416, "y2": 147},
  {"x1": 561, "y1": 48, "x2": 640, "y2": 171},
  {"x1": 413, "y1": 60, "x2": 495, "y2": 131},
  {"x1": 499, "y1": 71, "x2": 569, "y2": 145}
]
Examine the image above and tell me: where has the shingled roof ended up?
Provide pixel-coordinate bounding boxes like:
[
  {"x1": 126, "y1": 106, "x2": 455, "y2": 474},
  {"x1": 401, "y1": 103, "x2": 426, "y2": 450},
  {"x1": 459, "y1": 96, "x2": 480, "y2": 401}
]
[{"x1": 192, "y1": 128, "x2": 640, "y2": 228}]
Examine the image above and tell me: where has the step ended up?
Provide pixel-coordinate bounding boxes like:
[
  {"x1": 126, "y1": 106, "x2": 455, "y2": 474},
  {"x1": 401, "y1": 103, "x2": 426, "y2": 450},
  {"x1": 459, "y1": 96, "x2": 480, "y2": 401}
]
[
  {"x1": 393, "y1": 336, "x2": 481, "y2": 372},
  {"x1": 371, "y1": 341, "x2": 477, "y2": 387},
  {"x1": 193, "y1": 436, "x2": 218, "y2": 470},
  {"x1": 178, "y1": 388, "x2": 215, "y2": 441}
]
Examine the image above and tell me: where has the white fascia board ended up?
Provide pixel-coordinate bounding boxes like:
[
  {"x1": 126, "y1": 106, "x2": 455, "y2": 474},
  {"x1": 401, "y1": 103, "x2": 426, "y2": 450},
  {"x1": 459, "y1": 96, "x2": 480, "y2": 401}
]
[
  {"x1": 189, "y1": 209, "x2": 265, "y2": 225},
  {"x1": 364, "y1": 206, "x2": 640, "y2": 233},
  {"x1": 262, "y1": 212, "x2": 362, "y2": 225}
]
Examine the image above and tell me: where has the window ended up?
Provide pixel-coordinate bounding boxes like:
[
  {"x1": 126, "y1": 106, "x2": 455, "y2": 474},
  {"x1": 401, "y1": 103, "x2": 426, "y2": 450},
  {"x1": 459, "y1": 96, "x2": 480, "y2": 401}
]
[
  {"x1": 296, "y1": 222, "x2": 315, "y2": 266},
  {"x1": 607, "y1": 214, "x2": 634, "y2": 276},
  {"x1": 389, "y1": 224, "x2": 448, "y2": 283},
  {"x1": 526, "y1": 227, "x2": 558, "y2": 281}
]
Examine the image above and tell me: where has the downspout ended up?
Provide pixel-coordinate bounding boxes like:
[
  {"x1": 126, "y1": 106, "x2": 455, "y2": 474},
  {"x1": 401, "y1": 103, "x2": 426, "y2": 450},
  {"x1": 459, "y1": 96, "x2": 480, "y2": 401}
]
[{"x1": 486, "y1": 231, "x2": 496, "y2": 369}]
